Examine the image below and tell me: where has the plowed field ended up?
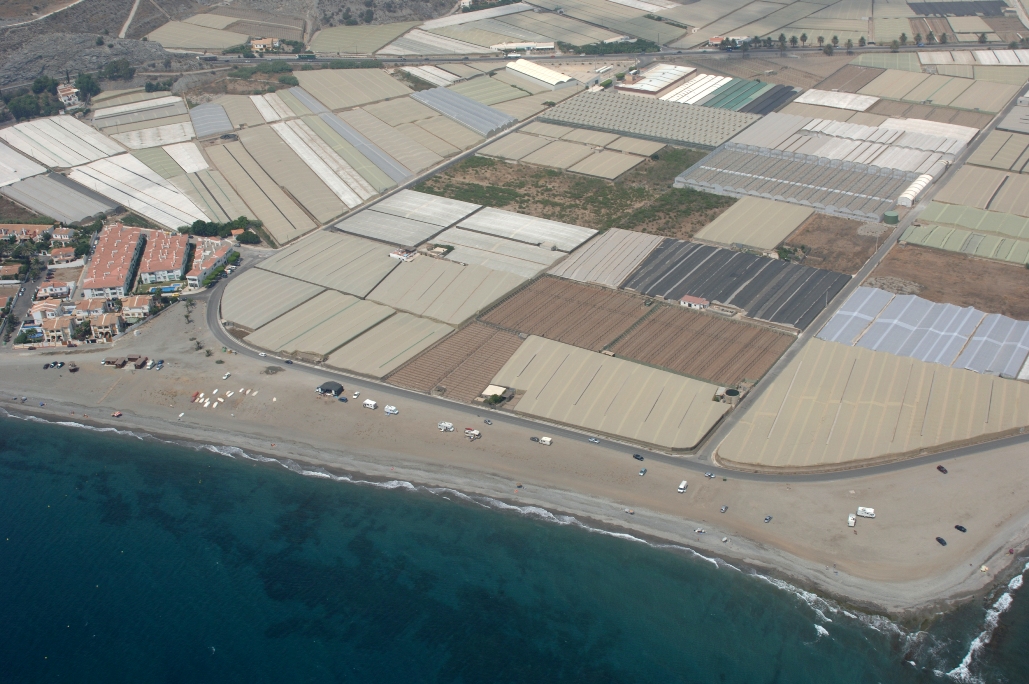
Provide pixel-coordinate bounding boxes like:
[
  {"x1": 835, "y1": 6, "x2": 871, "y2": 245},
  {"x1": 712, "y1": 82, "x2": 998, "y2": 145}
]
[
  {"x1": 387, "y1": 323, "x2": 524, "y2": 402},
  {"x1": 480, "y1": 277, "x2": 650, "y2": 351},
  {"x1": 610, "y1": 306, "x2": 794, "y2": 385}
]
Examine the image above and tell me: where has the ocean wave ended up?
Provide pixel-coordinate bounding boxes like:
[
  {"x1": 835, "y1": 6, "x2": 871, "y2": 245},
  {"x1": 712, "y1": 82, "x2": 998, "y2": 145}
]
[
  {"x1": 946, "y1": 561, "x2": 1029, "y2": 683},
  {"x1": 814, "y1": 624, "x2": 829, "y2": 640}
]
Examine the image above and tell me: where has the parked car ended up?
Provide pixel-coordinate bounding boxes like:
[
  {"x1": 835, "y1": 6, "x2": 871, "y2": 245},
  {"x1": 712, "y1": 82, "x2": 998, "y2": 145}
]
[
  {"x1": 43, "y1": 363, "x2": 50, "y2": 370},
  {"x1": 259, "y1": 352, "x2": 266, "y2": 357},
  {"x1": 222, "y1": 372, "x2": 231, "y2": 380},
  {"x1": 704, "y1": 472, "x2": 714, "y2": 478},
  {"x1": 285, "y1": 360, "x2": 293, "y2": 364},
  {"x1": 384, "y1": 405, "x2": 399, "y2": 415},
  {"x1": 764, "y1": 516, "x2": 773, "y2": 523},
  {"x1": 638, "y1": 468, "x2": 647, "y2": 476},
  {"x1": 937, "y1": 465, "x2": 948, "y2": 474},
  {"x1": 936, "y1": 537, "x2": 948, "y2": 546},
  {"x1": 588, "y1": 437, "x2": 599, "y2": 444},
  {"x1": 632, "y1": 454, "x2": 644, "y2": 462},
  {"x1": 530, "y1": 436, "x2": 540, "y2": 442},
  {"x1": 338, "y1": 396, "x2": 348, "y2": 403},
  {"x1": 56, "y1": 362, "x2": 64, "y2": 369},
  {"x1": 955, "y1": 525, "x2": 967, "y2": 533},
  {"x1": 721, "y1": 506, "x2": 728, "y2": 513},
  {"x1": 484, "y1": 419, "x2": 492, "y2": 425}
]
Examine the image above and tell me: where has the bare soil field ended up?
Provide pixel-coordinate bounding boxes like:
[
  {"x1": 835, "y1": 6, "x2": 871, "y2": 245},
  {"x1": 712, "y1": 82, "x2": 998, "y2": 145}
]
[
  {"x1": 417, "y1": 153, "x2": 735, "y2": 240},
  {"x1": 866, "y1": 100, "x2": 995, "y2": 129},
  {"x1": 609, "y1": 305, "x2": 794, "y2": 386},
  {"x1": 782, "y1": 214, "x2": 878, "y2": 274},
  {"x1": 480, "y1": 277, "x2": 650, "y2": 351},
  {"x1": 983, "y1": 17, "x2": 1025, "y2": 43},
  {"x1": 386, "y1": 322, "x2": 523, "y2": 402},
  {"x1": 0, "y1": 196, "x2": 50, "y2": 223},
  {"x1": 683, "y1": 55, "x2": 850, "y2": 89},
  {"x1": 910, "y1": 17, "x2": 955, "y2": 43},
  {"x1": 815, "y1": 64, "x2": 883, "y2": 92},
  {"x1": 868, "y1": 243, "x2": 1029, "y2": 319}
]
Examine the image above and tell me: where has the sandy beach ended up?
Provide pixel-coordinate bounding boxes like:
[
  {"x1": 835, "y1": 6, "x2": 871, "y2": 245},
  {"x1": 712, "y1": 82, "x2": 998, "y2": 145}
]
[{"x1": 3, "y1": 298, "x2": 1028, "y2": 619}]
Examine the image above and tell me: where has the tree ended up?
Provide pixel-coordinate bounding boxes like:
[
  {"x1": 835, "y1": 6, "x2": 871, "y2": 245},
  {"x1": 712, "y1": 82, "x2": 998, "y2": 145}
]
[
  {"x1": 95, "y1": 36, "x2": 104, "y2": 46},
  {"x1": 8, "y1": 94, "x2": 39, "y2": 120},
  {"x1": 941, "y1": 33, "x2": 948, "y2": 44},
  {"x1": 899, "y1": 32, "x2": 907, "y2": 46},
  {"x1": 978, "y1": 32, "x2": 987, "y2": 44},
  {"x1": 800, "y1": 33, "x2": 807, "y2": 47},
  {"x1": 100, "y1": 59, "x2": 135, "y2": 81},
  {"x1": 236, "y1": 230, "x2": 261, "y2": 244},
  {"x1": 1011, "y1": 41, "x2": 1020, "y2": 50},
  {"x1": 845, "y1": 38, "x2": 854, "y2": 54},
  {"x1": 779, "y1": 36, "x2": 787, "y2": 56},
  {"x1": 779, "y1": 33, "x2": 786, "y2": 44},
  {"x1": 927, "y1": 31, "x2": 935, "y2": 44},
  {"x1": 277, "y1": 74, "x2": 299, "y2": 86},
  {"x1": 817, "y1": 36, "x2": 824, "y2": 47},
  {"x1": 790, "y1": 35, "x2": 798, "y2": 47},
  {"x1": 75, "y1": 73, "x2": 101, "y2": 99},
  {"x1": 914, "y1": 33, "x2": 922, "y2": 45},
  {"x1": 823, "y1": 44, "x2": 834, "y2": 56},
  {"x1": 31, "y1": 76, "x2": 58, "y2": 95},
  {"x1": 859, "y1": 36, "x2": 866, "y2": 47},
  {"x1": 831, "y1": 35, "x2": 838, "y2": 47},
  {"x1": 363, "y1": 8, "x2": 373, "y2": 22}
]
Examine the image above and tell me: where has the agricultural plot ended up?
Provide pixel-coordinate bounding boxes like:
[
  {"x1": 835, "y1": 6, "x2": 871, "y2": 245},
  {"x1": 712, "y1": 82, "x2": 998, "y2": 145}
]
[
  {"x1": 220, "y1": 269, "x2": 324, "y2": 332},
  {"x1": 387, "y1": 322, "x2": 524, "y2": 402},
  {"x1": 781, "y1": 213, "x2": 878, "y2": 275},
  {"x1": 146, "y1": 21, "x2": 249, "y2": 49},
  {"x1": 716, "y1": 338, "x2": 1029, "y2": 471},
  {"x1": 245, "y1": 291, "x2": 395, "y2": 359},
  {"x1": 206, "y1": 142, "x2": 315, "y2": 245},
  {"x1": 257, "y1": 230, "x2": 398, "y2": 297},
  {"x1": 694, "y1": 196, "x2": 813, "y2": 252},
  {"x1": 0, "y1": 173, "x2": 116, "y2": 225},
  {"x1": 458, "y1": 207, "x2": 596, "y2": 252},
  {"x1": 212, "y1": 95, "x2": 265, "y2": 129},
  {"x1": 433, "y1": 227, "x2": 563, "y2": 278},
  {"x1": 610, "y1": 304, "x2": 795, "y2": 386},
  {"x1": 492, "y1": 336, "x2": 729, "y2": 451},
  {"x1": 295, "y1": 70, "x2": 412, "y2": 111},
  {"x1": 0, "y1": 143, "x2": 45, "y2": 187},
  {"x1": 169, "y1": 170, "x2": 254, "y2": 225},
  {"x1": 368, "y1": 256, "x2": 526, "y2": 325},
  {"x1": 338, "y1": 109, "x2": 443, "y2": 173},
  {"x1": 0, "y1": 116, "x2": 123, "y2": 168},
  {"x1": 480, "y1": 277, "x2": 650, "y2": 351},
  {"x1": 967, "y1": 130, "x2": 1029, "y2": 173},
  {"x1": 311, "y1": 22, "x2": 420, "y2": 54},
  {"x1": 111, "y1": 122, "x2": 196, "y2": 150},
  {"x1": 548, "y1": 228, "x2": 664, "y2": 288},
  {"x1": 623, "y1": 240, "x2": 851, "y2": 330},
  {"x1": 325, "y1": 313, "x2": 453, "y2": 378}
]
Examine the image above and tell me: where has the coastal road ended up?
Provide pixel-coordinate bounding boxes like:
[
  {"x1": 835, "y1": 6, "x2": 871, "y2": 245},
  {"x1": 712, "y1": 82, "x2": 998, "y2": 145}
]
[{"x1": 198, "y1": 260, "x2": 1029, "y2": 485}]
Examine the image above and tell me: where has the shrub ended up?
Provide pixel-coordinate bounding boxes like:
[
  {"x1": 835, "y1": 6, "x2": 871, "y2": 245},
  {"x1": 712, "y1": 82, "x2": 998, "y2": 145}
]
[
  {"x1": 100, "y1": 59, "x2": 135, "y2": 81},
  {"x1": 277, "y1": 74, "x2": 299, "y2": 86}
]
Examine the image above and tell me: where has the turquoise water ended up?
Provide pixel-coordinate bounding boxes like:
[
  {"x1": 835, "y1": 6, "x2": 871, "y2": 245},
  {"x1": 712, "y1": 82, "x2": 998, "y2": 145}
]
[{"x1": 1, "y1": 415, "x2": 1026, "y2": 683}]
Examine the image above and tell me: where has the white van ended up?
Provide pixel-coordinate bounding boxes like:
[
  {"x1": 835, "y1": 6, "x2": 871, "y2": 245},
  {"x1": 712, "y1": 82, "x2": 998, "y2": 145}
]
[
  {"x1": 538, "y1": 436, "x2": 552, "y2": 446},
  {"x1": 363, "y1": 399, "x2": 377, "y2": 410},
  {"x1": 857, "y1": 507, "x2": 876, "y2": 518},
  {"x1": 678, "y1": 480, "x2": 688, "y2": 493}
]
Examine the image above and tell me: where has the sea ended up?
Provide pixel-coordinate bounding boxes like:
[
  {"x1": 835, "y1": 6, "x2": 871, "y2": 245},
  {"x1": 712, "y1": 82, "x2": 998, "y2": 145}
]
[{"x1": 1, "y1": 413, "x2": 1027, "y2": 683}]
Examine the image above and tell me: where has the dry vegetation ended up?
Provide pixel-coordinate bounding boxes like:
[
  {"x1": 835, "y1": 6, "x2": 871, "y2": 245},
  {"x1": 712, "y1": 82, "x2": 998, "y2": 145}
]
[
  {"x1": 0, "y1": 196, "x2": 50, "y2": 224},
  {"x1": 417, "y1": 150, "x2": 735, "y2": 240},
  {"x1": 868, "y1": 244, "x2": 1029, "y2": 319},
  {"x1": 782, "y1": 214, "x2": 879, "y2": 275}
]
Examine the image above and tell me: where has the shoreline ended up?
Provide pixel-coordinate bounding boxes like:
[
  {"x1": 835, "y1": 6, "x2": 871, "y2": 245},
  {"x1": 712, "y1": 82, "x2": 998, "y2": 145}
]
[{"x1": 5, "y1": 398, "x2": 1026, "y2": 626}]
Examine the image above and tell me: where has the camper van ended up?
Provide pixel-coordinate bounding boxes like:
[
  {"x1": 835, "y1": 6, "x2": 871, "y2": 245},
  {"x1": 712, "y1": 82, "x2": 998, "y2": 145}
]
[
  {"x1": 363, "y1": 399, "x2": 377, "y2": 410},
  {"x1": 678, "y1": 480, "x2": 688, "y2": 493}
]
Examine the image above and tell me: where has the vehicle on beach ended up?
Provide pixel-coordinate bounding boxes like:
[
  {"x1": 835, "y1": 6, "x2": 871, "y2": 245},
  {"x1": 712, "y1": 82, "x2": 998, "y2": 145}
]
[
  {"x1": 285, "y1": 360, "x2": 293, "y2": 364},
  {"x1": 638, "y1": 468, "x2": 647, "y2": 476},
  {"x1": 56, "y1": 362, "x2": 64, "y2": 369},
  {"x1": 68, "y1": 363, "x2": 78, "y2": 373},
  {"x1": 438, "y1": 422, "x2": 454, "y2": 432},
  {"x1": 484, "y1": 419, "x2": 492, "y2": 425},
  {"x1": 363, "y1": 399, "x2": 377, "y2": 409},
  {"x1": 704, "y1": 472, "x2": 715, "y2": 479},
  {"x1": 588, "y1": 437, "x2": 600, "y2": 444},
  {"x1": 955, "y1": 525, "x2": 967, "y2": 532},
  {"x1": 353, "y1": 391, "x2": 360, "y2": 399},
  {"x1": 111, "y1": 411, "x2": 122, "y2": 417},
  {"x1": 936, "y1": 537, "x2": 947, "y2": 546},
  {"x1": 222, "y1": 372, "x2": 231, "y2": 380},
  {"x1": 538, "y1": 437, "x2": 552, "y2": 446},
  {"x1": 338, "y1": 396, "x2": 348, "y2": 403},
  {"x1": 764, "y1": 516, "x2": 773, "y2": 523},
  {"x1": 848, "y1": 513, "x2": 856, "y2": 527},
  {"x1": 856, "y1": 507, "x2": 875, "y2": 518},
  {"x1": 721, "y1": 506, "x2": 728, "y2": 514},
  {"x1": 384, "y1": 405, "x2": 399, "y2": 415},
  {"x1": 632, "y1": 454, "x2": 644, "y2": 461},
  {"x1": 43, "y1": 363, "x2": 50, "y2": 370},
  {"x1": 259, "y1": 352, "x2": 266, "y2": 357},
  {"x1": 624, "y1": 508, "x2": 634, "y2": 515},
  {"x1": 678, "y1": 480, "x2": 687, "y2": 493},
  {"x1": 937, "y1": 465, "x2": 948, "y2": 474},
  {"x1": 465, "y1": 428, "x2": 481, "y2": 441},
  {"x1": 530, "y1": 436, "x2": 539, "y2": 442}
]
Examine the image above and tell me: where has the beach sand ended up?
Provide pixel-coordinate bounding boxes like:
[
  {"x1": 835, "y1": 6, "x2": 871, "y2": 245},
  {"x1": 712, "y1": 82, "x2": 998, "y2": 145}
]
[{"x1": 3, "y1": 299, "x2": 1028, "y2": 618}]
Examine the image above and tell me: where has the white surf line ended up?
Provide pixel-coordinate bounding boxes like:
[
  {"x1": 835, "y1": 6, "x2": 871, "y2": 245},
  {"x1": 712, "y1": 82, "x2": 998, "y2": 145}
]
[
  {"x1": 946, "y1": 562, "x2": 1028, "y2": 683},
  {"x1": 119, "y1": 0, "x2": 141, "y2": 38}
]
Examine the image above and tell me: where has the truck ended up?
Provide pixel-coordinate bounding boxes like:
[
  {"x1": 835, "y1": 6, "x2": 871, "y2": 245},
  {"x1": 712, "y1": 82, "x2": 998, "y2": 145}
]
[
  {"x1": 538, "y1": 437, "x2": 552, "y2": 446},
  {"x1": 438, "y1": 422, "x2": 454, "y2": 432},
  {"x1": 857, "y1": 507, "x2": 875, "y2": 518},
  {"x1": 363, "y1": 399, "x2": 377, "y2": 410}
]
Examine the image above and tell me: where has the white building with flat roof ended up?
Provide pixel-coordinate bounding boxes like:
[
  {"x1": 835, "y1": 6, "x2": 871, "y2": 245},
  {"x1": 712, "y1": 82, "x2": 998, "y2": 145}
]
[{"x1": 506, "y1": 59, "x2": 578, "y2": 91}]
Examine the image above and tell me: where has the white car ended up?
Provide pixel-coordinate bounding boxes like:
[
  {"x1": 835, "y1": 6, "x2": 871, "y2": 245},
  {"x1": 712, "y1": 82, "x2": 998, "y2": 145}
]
[
  {"x1": 384, "y1": 405, "x2": 399, "y2": 415},
  {"x1": 222, "y1": 372, "x2": 231, "y2": 380},
  {"x1": 259, "y1": 352, "x2": 266, "y2": 357}
]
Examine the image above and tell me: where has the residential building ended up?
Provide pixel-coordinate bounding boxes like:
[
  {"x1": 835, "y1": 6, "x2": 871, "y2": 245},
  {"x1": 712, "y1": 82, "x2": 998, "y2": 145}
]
[
  {"x1": 50, "y1": 246, "x2": 76, "y2": 264},
  {"x1": 680, "y1": 295, "x2": 710, "y2": 310},
  {"x1": 120, "y1": 294, "x2": 154, "y2": 321},
  {"x1": 74, "y1": 298, "x2": 109, "y2": 322},
  {"x1": 186, "y1": 239, "x2": 234, "y2": 289},
  {"x1": 0, "y1": 224, "x2": 51, "y2": 241},
  {"x1": 138, "y1": 232, "x2": 190, "y2": 284},
  {"x1": 57, "y1": 84, "x2": 80, "y2": 108},
  {"x1": 89, "y1": 313, "x2": 124, "y2": 341},
  {"x1": 81, "y1": 223, "x2": 145, "y2": 299},
  {"x1": 35, "y1": 282, "x2": 73, "y2": 299},
  {"x1": 51, "y1": 227, "x2": 76, "y2": 246},
  {"x1": 41, "y1": 316, "x2": 75, "y2": 343},
  {"x1": 30, "y1": 298, "x2": 63, "y2": 324},
  {"x1": 251, "y1": 37, "x2": 279, "y2": 51}
]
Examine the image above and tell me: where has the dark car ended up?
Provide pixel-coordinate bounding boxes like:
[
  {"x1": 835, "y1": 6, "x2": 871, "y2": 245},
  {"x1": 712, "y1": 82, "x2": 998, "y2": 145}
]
[
  {"x1": 937, "y1": 465, "x2": 948, "y2": 474},
  {"x1": 530, "y1": 437, "x2": 540, "y2": 443},
  {"x1": 56, "y1": 362, "x2": 64, "y2": 369},
  {"x1": 955, "y1": 525, "x2": 967, "y2": 533},
  {"x1": 632, "y1": 454, "x2": 644, "y2": 461},
  {"x1": 43, "y1": 363, "x2": 50, "y2": 370},
  {"x1": 936, "y1": 537, "x2": 947, "y2": 546},
  {"x1": 764, "y1": 516, "x2": 772, "y2": 523},
  {"x1": 285, "y1": 360, "x2": 293, "y2": 364},
  {"x1": 338, "y1": 396, "x2": 348, "y2": 403}
]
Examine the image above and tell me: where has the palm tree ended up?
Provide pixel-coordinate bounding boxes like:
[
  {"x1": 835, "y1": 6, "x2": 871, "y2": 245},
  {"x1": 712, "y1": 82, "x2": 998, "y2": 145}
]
[
  {"x1": 817, "y1": 35, "x2": 825, "y2": 48},
  {"x1": 891, "y1": 39, "x2": 900, "y2": 52},
  {"x1": 899, "y1": 32, "x2": 907, "y2": 45},
  {"x1": 832, "y1": 35, "x2": 839, "y2": 47},
  {"x1": 779, "y1": 33, "x2": 786, "y2": 44},
  {"x1": 927, "y1": 31, "x2": 935, "y2": 44},
  {"x1": 915, "y1": 33, "x2": 922, "y2": 45},
  {"x1": 859, "y1": 36, "x2": 866, "y2": 47},
  {"x1": 941, "y1": 33, "x2": 948, "y2": 44},
  {"x1": 800, "y1": 33, "x2": 807, "y2": 47},
  {"x1": 779, "y1": 36, "x2": 787, "y2": 56},
  {"x1": 845, "y1": 38, "x2": 854, "y2": 54},
  {"x1": 790, "y1": 35, "x2": 799, "y2": 48},
  {"x1": 978, "y1": 32, "x2": 987, "y2": 44}
]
